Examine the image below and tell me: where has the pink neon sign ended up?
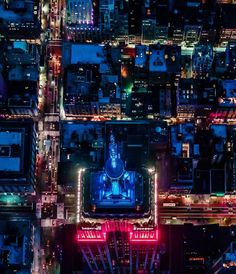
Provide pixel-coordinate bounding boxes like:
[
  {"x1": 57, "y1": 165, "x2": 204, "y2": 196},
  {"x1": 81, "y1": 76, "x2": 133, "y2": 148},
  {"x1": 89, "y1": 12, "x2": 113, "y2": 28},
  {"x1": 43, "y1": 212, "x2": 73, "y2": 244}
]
[
  {"x1": 77, "y1": 221, "x2": 158, "y2": 243},
  {"x1": 77, "y1": 230, "x2": 106, "y2": 242},
  {"x1": 129, "y1": 229, "x2": 158, "y2": 242}
]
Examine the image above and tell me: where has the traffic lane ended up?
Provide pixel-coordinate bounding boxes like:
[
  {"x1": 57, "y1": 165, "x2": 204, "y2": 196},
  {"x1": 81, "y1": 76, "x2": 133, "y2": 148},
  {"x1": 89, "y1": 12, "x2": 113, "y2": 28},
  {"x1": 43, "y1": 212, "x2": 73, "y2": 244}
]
[
  {"x1": 44, "y1": 82, "x2": 58, "y2": 113},
  {"x1": 44, "y1": 121, "x2": 59, "y2": 131},
  {"x1": 159, "y1": 194, "x2": 236, "y2": 203},
  {"x1": 160, "y1": 206, "x2": 236, "y2": 219},
  {"x1": 159, "y1": 211, "x2": 236, "y2": 217},
  {"x1": 41, "y1": 203, "x2": 57, "y2": 219},
  {"x1": 41, "y1": 154, "x2": 56, "y2": 192},
  {"x1": 160, "y1": 206, "x2": 234, "y2": 213},
  {"x1": 160, "y1": 205, "x2": 230, "y2": 210},
  {"x1": 51, "y1": 137, "x2": 59, "y2": 161},
  {"x1": 38, "y1": 0, "x2": 62, "y2": 272},
  {"x1": 32, "y1": 224, "x2": 42, "y2": 274},
  {"x1": 159, "y1": 202, "x2": 235, "y2": 208},
  {"x1": 36, "y1": 154, "x2": 43, "y2": 177},
  {"x1": 41, "y1": 172, "x2": 53, "y2": 193}
]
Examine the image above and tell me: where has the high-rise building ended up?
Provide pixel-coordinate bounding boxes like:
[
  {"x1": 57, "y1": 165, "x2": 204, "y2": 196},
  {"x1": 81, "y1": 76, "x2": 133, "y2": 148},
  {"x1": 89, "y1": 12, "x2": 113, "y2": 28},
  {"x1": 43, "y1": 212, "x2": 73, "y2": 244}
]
[
  {"x1": 66, "y1": 0, "x2": 94, "y2": 26},
  {"x1": 142, "y1": 19, "x2": 157, "y2": 44},
  {"x1": 65, "y1": 0, "x2": 100, "y2": 41},
  {"x1": 99, "y1": 0, "x2": 115, "y2": 32},
  {"x1": 0, "y1": 0, "x2": 40, "y2": 39},
  {"x1": 226, "y1": 42, "x2": 236, "y2": 73},
  {"x1": 128, "y1": 0, "x2": 142, "y2": 36},
  {"x1": 73, "y1": 121, "x2": 159, "y2": 272},
  {"x1": 4, "y1": 42, "x2": 39, "y2": 116},
  {"x1": 192, "y1": 43, "x2": 214, "y2": 76},
  {"x1": 77, "y1": 221, "x2": 159, "y2": 273},
  {"x1": 0, "y1": 119, "x2": 36, "y2": 193}
]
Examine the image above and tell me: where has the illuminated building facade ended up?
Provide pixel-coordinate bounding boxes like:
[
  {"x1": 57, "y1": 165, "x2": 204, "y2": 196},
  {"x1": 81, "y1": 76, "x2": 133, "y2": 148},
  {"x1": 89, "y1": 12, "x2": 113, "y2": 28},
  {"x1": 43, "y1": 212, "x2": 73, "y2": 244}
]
[
  {"x1": 76, "y1": 121, "x2": 159, "y2": 272},
  {"x1": 65, "y1": 0, "x2": 100, "y2": 41},
  {"x1": 141, "y1": 19, "x2": 157, "y2": 44},
  {"x1": 99, "y1": 0, "x2": 115, "y2": 32},
  {"x1": 226, "y1": 42, "x2": 236, "y2": 73},
  {"x1": 219, "y1": 5, "x2": 236, "y2": 46},
  {"x1": 77, "y1": 221, "x2": 159, "y2": 273},
  {"x1": 170, "y1": 122, "x2": 195, "y2": 190},
  {"x1": 192, "y1": 44, "x2": 214, "y2": 76},
  {"x1": 177, "y1": 78, "x2": 217, "y2": 119},
  {"x1": 66, "y1": 0, "x2": 94, "y2": 26},
  {"x1": 88, "y1": 132, "x2": 144, "y2": 212},
  {"x1": 80, "y1": 121, "x2": 151, "y2": 218}
]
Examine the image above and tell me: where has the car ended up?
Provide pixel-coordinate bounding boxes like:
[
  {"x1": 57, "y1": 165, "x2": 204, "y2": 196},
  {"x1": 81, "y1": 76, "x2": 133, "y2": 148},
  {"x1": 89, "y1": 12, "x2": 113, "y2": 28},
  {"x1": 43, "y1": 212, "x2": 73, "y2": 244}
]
[
  {"x1": 226, "y1": 202, "x2": 233, "y2": 207},
  {"x1": 41, "y1": 160, "x2": 47, "y2": 170}
]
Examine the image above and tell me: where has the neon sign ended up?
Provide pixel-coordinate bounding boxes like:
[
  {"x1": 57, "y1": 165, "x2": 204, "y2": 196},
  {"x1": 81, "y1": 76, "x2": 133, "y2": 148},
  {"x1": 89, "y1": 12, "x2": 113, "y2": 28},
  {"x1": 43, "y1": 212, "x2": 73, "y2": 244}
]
[
  {"x1": 130, "y1": 229, "x2": 158, "y2": 242},
  {"x1": 77, "y1": 221, "x2": 158, "y2": 243},
  {"x1": 77, "y1": 230, "x2": 106, "y2": 242}
]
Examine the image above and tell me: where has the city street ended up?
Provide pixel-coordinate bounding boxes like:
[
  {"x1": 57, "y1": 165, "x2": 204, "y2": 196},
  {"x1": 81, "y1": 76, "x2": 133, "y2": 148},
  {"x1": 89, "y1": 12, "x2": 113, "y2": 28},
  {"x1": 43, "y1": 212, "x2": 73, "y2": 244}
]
[
  {"x1": 1, "y1": 0, "x2": 236, "y2": 273},
  {"x1": 159, "y1": 194, "x2": 236, "y2": 226},
  {"x1": 32, "y1": 0, "x2": 63, "y2": 273}
]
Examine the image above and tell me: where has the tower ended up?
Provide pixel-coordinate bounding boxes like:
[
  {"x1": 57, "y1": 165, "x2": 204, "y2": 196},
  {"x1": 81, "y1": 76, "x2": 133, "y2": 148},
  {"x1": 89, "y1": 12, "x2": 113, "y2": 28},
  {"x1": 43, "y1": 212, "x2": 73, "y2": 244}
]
[{"x1": 76, "y1": 122, "x2": 159, "y2": 272}]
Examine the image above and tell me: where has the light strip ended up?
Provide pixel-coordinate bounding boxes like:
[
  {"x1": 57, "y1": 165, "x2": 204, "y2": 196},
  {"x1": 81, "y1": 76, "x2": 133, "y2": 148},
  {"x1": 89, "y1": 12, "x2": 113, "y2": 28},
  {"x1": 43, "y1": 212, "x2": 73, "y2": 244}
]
[
  {"x1": 154, "y1": 172, "x2": 158, "y2": 226},
  {"x1": 77, "y1": 168, "x2": 85, "y2": 223}
]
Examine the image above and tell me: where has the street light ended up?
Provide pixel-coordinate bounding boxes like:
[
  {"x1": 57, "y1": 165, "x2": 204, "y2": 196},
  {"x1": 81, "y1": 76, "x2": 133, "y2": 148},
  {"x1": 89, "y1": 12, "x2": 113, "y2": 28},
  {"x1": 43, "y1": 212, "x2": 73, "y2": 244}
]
[
  {"x1": 42, "y1": 4, "x2": 49, "y2": 15},
  {"x1": 148, "y1": 167, "x2": 155, "y2": 174},
  {"x1": 154, "y1": 172, "x2": 158, "y2": 226}
]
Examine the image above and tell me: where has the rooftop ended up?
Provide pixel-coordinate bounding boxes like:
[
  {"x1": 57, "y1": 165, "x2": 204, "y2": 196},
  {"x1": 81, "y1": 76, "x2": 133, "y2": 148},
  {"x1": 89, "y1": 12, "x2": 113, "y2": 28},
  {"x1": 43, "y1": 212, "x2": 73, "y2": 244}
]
[
  {"x1": 0, "y1": 0, "x2": 36, "y2": 22},
  {"x1": 0, "y1": 220, "x2": 31, "y2": 268},
  {"x1": 71, "y1": 44, "x2": 106, "y2": 65},
  {"x1": 0, "y1": 131, "x2": 22, "y2": 172},
  {"x1": 0, "y1": 119, "x2": 35, "y2": 192}
]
